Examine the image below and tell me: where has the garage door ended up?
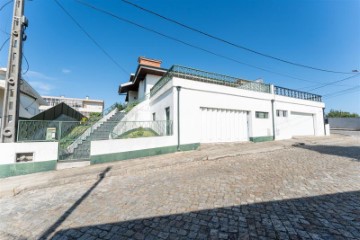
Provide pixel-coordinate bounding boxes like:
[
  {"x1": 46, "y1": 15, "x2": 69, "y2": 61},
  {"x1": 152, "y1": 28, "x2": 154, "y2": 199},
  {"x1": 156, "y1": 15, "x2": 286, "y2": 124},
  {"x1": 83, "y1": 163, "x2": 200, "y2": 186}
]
[
  {"x1": 290, "y1": 112, "x2": 314, "y2": 136},
  {"x1": 200, "y1": 107, "x2": 248, "y2": 143}
]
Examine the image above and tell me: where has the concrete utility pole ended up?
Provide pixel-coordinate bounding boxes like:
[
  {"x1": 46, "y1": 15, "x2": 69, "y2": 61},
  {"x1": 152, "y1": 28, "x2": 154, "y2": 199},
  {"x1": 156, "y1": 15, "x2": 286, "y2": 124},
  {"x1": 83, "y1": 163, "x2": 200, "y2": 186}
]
[{"x1": 1, "y1": 0, "x2": 28, "y2": 142}]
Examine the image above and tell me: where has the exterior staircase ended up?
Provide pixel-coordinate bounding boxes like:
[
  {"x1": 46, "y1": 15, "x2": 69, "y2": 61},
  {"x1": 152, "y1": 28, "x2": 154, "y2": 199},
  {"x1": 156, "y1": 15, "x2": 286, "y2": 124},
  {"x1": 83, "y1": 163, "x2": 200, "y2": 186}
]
[{"x1": 61, "y1": 111, "x2": 125, "y2": 161}]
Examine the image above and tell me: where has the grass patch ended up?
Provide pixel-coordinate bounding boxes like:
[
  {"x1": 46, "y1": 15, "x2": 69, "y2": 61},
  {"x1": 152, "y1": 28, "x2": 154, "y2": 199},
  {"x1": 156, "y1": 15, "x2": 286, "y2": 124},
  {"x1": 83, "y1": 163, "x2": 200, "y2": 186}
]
[
  {"x1": 59, "y1": 124, "x2": 90, "y2": 149},
  {"x1": 116, "y1": 127, "x2": 159, "y2": 139}
]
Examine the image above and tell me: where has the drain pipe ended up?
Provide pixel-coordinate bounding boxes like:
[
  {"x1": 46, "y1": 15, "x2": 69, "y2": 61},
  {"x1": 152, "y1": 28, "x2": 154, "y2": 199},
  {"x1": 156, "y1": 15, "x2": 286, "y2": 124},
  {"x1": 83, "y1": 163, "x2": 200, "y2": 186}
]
[
  {"x1": 322, "y1": 107, "x2": 327, "y2": 135},
  {"x1": 271, "y1": 99, "x2": 275, "y2": 140},
  {"x1": 270, "y1": 85, "x2": 276, "y2": 141},
  {"x1": 176, "y1": 86, "x2": 181, "y2": 151}
]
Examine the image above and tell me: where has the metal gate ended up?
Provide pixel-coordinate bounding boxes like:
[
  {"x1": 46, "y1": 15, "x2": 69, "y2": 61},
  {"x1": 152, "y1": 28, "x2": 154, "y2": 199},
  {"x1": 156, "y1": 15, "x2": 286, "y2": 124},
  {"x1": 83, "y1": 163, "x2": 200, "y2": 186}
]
[{"x1": 17, "y1": 120, "x2": 94, "y2": 161}]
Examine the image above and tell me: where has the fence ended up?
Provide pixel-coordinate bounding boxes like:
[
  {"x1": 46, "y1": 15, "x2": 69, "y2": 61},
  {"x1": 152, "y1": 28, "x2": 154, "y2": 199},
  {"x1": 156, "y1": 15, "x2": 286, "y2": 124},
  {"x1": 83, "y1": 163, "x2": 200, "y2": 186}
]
[
  {"x1": 274, "y1": 86, "x2": 322, "y2": 102},
  {"x1": 17, "y1": 119, "x2": 173, "y2": 161},
  {"x1": 17, "y1": 120, "x2": 90, "y2": 142},
  {"x1": 150, "y1": 65, "x2": 271, "y2": 97},
  {"x1": 328, "y1": 118, "x2": 360, "y2": 130},
  {"x1": 110, "y1": 121, "x2": 173, "y2": 139}
]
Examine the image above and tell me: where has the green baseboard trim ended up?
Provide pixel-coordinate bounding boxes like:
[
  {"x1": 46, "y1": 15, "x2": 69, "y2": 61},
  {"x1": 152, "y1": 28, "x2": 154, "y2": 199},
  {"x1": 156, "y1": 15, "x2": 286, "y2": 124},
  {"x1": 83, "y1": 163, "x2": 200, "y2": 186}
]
[
  {"x1": 249, "y1": 136, "x2": 274, "y2": 142},
  {"x1": 91, "y1": 143, "x2": 200, "y2": 165},
  {"x1": 0, "y1": 160, "x2": 57, "y2": 178}
]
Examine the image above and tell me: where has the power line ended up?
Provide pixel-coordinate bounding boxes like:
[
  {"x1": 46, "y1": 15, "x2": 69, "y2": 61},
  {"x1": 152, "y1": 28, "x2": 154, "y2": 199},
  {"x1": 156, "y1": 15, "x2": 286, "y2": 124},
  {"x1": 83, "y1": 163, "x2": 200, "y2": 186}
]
[
  {"x1": 119, "y1": 0, "x2": 355, "y2": 75},
  {"x1": 0, "y1": 37, "x2": 9, "y2": 52},
  {"x1": 0, "y1": 0, "x2": 12, "y2": 11},
  {"x1": 22, "y1": 53, "x2": 29, "y2": 75},
  {"x1": 75, "y1": 0, "x2": 334, "y2": 85},
  {"x1": 53, "y1": 0, "x2": 129, "y2": 75},
  {"x1": 323, "y1": 85, "x2": 360, "y2": 99},
  {"x1": 307, "y1": 74, "x2": 360, "y2": 91}
]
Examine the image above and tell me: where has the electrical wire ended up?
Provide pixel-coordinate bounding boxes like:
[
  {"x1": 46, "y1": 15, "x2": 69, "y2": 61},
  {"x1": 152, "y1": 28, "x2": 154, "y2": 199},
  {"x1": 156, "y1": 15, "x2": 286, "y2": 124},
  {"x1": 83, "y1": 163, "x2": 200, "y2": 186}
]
[
  {"x1": 75, "y1": 0, "x2": 332, "y2": 85},
  {"x1": 323, "y1": 85, "x2": 360, "y2": 99},
  {"x1": 0, "y1": 0, "x2": 12, "y2": 11},
  {"x1": 22, "y1": 53, "x2": 29, "y2": 75},
  {"x1": 53, "y1": 0, "x2": 129, "y2": 75},
  {"x1": 0, "y1": 37, "x2": 9, "y2": 52},
  {"x1": 119, "y1": 0, "x2": 355, "y2": 75},
  {"x1": 307, "y1": 74, "x2": 360, "y2": 91}
]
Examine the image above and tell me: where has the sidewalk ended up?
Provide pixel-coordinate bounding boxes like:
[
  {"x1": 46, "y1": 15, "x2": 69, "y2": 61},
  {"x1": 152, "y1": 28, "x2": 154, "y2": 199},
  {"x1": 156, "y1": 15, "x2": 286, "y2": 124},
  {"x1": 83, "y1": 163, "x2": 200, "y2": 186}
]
[{"x1": 0, "y1": 134, "x2": 351, "y2": 197}]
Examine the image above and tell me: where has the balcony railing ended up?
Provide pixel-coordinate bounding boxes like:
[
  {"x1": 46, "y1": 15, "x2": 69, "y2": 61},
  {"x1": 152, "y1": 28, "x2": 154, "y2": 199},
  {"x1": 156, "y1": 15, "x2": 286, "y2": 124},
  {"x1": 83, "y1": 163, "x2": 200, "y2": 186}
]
[
  {"x1": 150, "y1": 65, "x2": 271, "y2": 97},
  {"x1": 274, "y1": 86, "x2": 322, "y2": 102}
]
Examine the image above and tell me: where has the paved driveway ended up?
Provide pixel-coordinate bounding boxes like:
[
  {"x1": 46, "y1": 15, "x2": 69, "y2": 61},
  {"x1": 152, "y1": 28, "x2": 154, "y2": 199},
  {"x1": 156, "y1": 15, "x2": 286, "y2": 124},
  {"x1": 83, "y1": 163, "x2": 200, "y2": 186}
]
[{"x1": 0, "y1": 135, "x2": 359, "y2": 240}]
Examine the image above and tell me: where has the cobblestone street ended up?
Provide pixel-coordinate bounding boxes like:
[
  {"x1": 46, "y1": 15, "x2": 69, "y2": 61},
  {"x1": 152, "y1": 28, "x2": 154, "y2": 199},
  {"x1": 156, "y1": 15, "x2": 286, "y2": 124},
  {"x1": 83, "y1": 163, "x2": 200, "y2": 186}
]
[{"x1": 0, "y1": 135, "x2": 359, "y2": 240}]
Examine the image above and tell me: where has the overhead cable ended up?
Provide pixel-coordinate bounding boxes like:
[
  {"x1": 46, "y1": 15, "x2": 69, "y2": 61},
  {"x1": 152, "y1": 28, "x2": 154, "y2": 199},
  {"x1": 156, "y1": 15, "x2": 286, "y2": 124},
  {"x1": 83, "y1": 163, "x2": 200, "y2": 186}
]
[
  {"x1": 120, "y1": 0, "x2": 354, "y2": 75},
  {"x1": 54, "y1": 0, "x2": 129, "y2": 75},
  {"x1": 75, "y1": 0, "x2": 332, "y2": 84}
]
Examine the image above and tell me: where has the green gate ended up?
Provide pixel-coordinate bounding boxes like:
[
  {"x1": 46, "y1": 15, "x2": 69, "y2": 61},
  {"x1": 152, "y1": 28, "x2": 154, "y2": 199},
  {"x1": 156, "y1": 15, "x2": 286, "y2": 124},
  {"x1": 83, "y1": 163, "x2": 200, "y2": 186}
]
[{"x1": 18, "y1": 120, "x2": 94, "y2": 161}]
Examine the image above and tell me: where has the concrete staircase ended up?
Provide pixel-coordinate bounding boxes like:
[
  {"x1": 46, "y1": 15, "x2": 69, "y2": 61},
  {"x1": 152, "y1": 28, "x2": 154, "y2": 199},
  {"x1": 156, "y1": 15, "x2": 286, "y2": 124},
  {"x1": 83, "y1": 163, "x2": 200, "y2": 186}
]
[{"x1": 62, "y1": 111, "x2": 125, "y2": 161}]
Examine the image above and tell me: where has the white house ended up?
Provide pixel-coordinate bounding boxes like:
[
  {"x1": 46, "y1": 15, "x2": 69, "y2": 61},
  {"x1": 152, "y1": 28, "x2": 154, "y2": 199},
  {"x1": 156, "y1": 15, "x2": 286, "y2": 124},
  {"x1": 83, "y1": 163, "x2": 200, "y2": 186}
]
[
  {"x1": 40, "y1": 95, "x2": 104, "y2": 117},
  {"x1": 0, "y1": 68, "x2": 47, "y2": 121},
  {"x1": 118, "y1": 57, "x2": 325, "y2": 146}
]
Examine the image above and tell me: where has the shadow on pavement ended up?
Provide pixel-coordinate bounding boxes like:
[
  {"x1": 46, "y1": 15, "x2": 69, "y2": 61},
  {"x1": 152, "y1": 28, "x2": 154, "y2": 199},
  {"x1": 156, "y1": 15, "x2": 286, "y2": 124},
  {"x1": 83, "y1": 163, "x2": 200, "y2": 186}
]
[
  {"x1": 294, "y1": 144, "x2": 360, "y2": 161},
  {"x1": 39, "y1": 167, "x2": 112, "y2": 240},
  {"x1": 52, "y1": 190, "x2": 360, "y2": 239}
]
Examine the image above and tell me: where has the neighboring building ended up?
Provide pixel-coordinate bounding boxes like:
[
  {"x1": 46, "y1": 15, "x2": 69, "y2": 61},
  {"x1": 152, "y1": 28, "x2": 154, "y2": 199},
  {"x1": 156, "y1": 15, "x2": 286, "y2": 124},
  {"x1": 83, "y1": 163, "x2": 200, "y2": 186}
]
[
  {"x1": 118, "y1": 57, "x2": 326, "y2": 144},
  {"x1": 40, "y1": 95, "x2": 104, "y2": 117},
  {"x1": 0, "y1": 68, "x2": 47, "y2": 121},
  {"x1": 119, "y1": 57, "x2": 168, "y2": 103}
]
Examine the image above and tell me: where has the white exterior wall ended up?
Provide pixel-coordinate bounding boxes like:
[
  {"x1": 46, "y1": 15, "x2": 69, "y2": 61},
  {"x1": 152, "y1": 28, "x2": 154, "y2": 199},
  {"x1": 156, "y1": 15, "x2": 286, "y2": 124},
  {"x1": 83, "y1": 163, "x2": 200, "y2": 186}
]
[
  {"x1": 128, "y1": 90, "x2": 138, "y2": 103},
  {"x1": 91, "y1": 136, "x2": 177, "y2": 156},
  {"x1": 147, "y1": 77, "x2": 325, "y2": 144},
  {"x1": 0, "y1": 142, "x2": 58, "y2": 164},
  {"x1": 274, "y1": 95, "x2": 325, "y2": 139},
  {"x1": 145, "y1": 74, "x2": 162, "y2": 95},
  {"x1": 120, "y1": 72, "x2": 326, "y2": 146}
]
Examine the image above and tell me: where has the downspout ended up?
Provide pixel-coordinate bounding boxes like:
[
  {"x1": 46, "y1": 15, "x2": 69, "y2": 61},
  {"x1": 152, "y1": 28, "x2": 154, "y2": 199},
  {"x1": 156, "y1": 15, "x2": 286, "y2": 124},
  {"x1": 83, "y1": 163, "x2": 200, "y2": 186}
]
[
  {"x1": 271, "y1": 99, "x2": 275, "y2": 140},
  {"x1": 322, "y1": 107, "x2": 326, "y2": 135},
  {"x1": 271, "y1": 85, "x2": 276, "y2": 140},
  {"x1": 176, "y1": 86, "x2": 181, "y2": 151}
]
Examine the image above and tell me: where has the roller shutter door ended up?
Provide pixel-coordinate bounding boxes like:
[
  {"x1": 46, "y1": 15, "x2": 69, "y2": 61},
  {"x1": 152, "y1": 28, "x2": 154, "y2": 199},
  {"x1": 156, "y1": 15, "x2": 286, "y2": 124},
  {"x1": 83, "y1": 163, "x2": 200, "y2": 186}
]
[
  {"x1": 290, "y1": 112, "x2": 315, "y2": 136},
  {"x1": 200, "y1": 107, "x2": 248, "y2": 143}
]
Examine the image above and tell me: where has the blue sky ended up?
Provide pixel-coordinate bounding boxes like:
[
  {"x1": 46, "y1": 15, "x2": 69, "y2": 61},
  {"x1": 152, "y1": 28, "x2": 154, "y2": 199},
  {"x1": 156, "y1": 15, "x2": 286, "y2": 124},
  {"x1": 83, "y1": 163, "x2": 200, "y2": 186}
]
[{"x1": 0, "y1": 0, "x2": 359, "y2": 113}]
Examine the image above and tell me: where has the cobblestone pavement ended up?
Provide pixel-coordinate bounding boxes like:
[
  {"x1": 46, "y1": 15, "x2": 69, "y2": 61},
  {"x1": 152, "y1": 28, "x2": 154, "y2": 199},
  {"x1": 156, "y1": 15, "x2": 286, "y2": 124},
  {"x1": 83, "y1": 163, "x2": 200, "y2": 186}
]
[{"x1": 0, "y1": 135, "x2": 359, "y2": 240}]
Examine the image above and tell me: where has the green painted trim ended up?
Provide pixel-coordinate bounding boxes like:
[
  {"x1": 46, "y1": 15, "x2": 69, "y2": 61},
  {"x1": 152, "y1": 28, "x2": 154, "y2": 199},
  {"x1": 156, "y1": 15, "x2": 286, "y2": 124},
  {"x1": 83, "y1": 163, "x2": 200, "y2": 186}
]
[
  {"x1": 0, "y1": 160, "x2": 57, "y2": 178},
  {"x1": 249, "y1": 136, "x2": 274, "y2": 142},
  {"x1": 91, "y1": 143, "x2": 200, "y2": 165}
]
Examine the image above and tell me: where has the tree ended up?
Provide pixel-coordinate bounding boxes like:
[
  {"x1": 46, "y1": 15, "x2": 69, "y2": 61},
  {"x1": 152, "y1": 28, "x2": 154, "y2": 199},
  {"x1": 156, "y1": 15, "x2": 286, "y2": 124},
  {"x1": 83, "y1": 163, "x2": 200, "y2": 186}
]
[{"x1": 327, "y1": 109, "x2": 359, "y2": 118}]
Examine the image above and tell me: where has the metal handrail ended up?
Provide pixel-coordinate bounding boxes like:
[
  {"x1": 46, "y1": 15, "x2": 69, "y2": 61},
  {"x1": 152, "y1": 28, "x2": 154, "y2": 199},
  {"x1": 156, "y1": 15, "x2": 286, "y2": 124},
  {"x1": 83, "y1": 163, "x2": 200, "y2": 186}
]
[
  {"x1": 150, "y1": 65, "x2": 271, "y2": 97},
  {"x1": 274, "y1": 86, "x2": 322, "y2": 102}
]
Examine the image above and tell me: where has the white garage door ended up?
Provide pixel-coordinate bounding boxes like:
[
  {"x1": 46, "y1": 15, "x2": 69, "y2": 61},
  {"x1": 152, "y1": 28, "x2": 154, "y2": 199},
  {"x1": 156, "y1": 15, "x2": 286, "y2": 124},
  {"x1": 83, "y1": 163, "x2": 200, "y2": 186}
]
[
  {"x1": 290, "y1": 112, "x2": 314, "y2": 136},
  {"x1": 200, "y1": 107, "x2": 248, "y2": 143}
]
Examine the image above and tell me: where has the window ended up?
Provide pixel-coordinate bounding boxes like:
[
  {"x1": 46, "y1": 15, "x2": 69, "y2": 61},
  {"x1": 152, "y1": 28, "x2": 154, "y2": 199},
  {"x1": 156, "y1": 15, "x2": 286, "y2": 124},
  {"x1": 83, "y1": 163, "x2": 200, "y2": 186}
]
[
  {"x1": 255, "y1": 111, "x2": 268, "y2": 119},
  {"x1": 152, "y1": 112, "x2": 156, "y2": 121},
  {"x1": 165, "y1": 107, "x2": 171, "y2": 135},
  {"x1": 276, "y1": 110, "x2": 288, "y2": 117}
]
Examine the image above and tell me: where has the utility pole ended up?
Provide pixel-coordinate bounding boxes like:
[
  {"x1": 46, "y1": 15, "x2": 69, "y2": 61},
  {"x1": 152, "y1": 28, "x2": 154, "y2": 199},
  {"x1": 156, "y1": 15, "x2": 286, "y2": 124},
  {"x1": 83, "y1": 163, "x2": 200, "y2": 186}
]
[{"x1": 1, "y1": 0, "x2": 28, "y2": 143}]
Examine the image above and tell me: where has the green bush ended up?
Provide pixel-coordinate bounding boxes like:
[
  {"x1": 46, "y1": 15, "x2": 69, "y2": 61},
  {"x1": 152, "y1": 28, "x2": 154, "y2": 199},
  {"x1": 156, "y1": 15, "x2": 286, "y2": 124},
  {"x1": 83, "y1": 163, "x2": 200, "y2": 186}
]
[{"x1": 117, "y1": 127, "x2": 158, "y2": 139}]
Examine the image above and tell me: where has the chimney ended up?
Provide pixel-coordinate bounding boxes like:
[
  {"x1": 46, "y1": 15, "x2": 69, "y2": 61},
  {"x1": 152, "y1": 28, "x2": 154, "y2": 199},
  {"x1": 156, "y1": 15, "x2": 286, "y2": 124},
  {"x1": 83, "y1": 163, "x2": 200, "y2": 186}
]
[{"x1": 138, "y1": 57, "x2": 162, "y2": 68}]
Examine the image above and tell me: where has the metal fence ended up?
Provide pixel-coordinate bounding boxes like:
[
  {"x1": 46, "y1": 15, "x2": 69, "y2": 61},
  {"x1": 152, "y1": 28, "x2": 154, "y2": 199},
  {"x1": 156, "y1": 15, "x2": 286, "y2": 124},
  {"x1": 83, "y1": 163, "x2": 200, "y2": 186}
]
[
  {"x1": 274, "y1": 86, "x2": 322, "y2": 102},
  {"x1": 150, "y1": 65, "x2": 271, "y2": 97},
  {"x1": 111, "y1": 120, "x2": 173, "y2": 139},
  {"x1": 17, "y1": 119, "x2": 173, "y2": 161},
  {"x1": 17, "y1": 120, "x2": 90, "y2": 142}
]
